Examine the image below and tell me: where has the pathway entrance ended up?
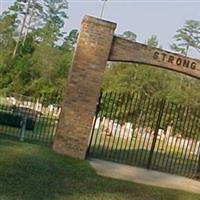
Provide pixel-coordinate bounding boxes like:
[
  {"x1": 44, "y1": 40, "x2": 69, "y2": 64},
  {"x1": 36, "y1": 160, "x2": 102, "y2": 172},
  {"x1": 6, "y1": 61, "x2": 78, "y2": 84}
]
[
  {"x1": 87, "y1": 91, "x2": 200, "y2": 179},
  {"x1": 53, "y1": 16, "x2": 200, "y2": 180},
  {"x1": 89, "y1": 159, "x2": 200, "y2": 194}
]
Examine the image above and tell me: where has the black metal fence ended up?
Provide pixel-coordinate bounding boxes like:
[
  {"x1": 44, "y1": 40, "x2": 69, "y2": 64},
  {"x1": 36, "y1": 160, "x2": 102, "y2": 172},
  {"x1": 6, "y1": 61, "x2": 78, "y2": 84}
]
[
  {"x1": 0, "y1": 91, "x2": 62, "y2": 144},
  {"x1": 88, "y1": 91, "x2": 200, "y2": 180}
]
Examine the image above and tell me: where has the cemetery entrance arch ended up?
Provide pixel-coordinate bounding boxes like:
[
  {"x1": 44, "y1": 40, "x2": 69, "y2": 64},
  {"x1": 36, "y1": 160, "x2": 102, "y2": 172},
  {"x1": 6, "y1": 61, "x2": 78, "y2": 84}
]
[{"x1": 53, "y1": 16, "x2": 200, "y2": 178}]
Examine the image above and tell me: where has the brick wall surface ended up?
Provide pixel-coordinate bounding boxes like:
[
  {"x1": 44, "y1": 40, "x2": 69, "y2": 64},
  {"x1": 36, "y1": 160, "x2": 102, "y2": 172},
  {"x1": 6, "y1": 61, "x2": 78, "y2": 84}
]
[{"x1": 53, "y1": 16, "x2": 116, "y2": 159}]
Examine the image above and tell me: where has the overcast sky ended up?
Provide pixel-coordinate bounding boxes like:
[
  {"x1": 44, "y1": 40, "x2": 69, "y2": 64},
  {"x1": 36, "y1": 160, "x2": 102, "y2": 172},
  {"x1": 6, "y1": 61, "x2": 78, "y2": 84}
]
[{"x1": 0, "y1": 0, "x2": 200, "y2": 58}]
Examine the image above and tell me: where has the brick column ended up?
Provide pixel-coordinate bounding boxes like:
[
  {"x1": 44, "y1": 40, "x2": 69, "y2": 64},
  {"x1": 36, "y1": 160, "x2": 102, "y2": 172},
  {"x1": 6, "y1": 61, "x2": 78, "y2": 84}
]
[{"x1": 53, "y1": 16, "x2": 116, "y2": 159}]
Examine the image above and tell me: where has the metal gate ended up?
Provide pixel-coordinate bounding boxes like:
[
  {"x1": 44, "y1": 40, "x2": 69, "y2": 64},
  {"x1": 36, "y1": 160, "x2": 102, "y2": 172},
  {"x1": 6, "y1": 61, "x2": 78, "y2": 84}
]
[
  {"x1": 87, "y1": 91, "x2": 200, "y2": 180},
  {"x1": 0, "y1": 91, "x2": 62, "y2": 144}
]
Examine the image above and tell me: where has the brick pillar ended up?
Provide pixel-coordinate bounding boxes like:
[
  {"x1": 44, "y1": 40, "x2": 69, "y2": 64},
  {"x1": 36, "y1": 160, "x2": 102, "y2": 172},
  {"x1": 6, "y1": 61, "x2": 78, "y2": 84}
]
[{"x1": 53, "y1": 16, "x2": 116, "y2": 159}]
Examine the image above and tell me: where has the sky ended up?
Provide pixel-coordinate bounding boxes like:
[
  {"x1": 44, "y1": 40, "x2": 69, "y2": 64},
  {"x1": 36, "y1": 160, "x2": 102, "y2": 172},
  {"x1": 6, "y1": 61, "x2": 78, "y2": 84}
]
[{"x1": 0, "y1": 0, "x2": 200, "y2": 58}]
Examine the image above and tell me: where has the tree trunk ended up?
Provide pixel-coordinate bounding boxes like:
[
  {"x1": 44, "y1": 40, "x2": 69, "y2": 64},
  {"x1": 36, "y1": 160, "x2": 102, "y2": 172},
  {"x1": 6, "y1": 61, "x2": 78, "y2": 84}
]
[
  {"x1": 12, "y1": 0, "x2": 31, "y2": 58},
  {"x1": 185, "y1": 43, "x2": 189, "y2": 57},
  {"x1": 22, "y1": 0, "x2": 36, "y2": 46}
]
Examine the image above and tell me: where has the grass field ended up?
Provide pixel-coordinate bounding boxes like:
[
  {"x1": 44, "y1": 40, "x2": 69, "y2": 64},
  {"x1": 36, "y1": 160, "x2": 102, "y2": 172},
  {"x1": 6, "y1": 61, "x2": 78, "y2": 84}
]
[{"x1": 0, "y1": 139, "x2": 200, "y2": 200}]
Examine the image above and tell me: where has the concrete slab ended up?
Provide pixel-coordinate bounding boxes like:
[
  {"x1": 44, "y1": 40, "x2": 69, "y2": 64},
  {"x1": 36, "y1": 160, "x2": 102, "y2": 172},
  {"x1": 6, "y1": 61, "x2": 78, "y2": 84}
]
[{"x1": 89, "y1": 158, "x2": 200, "y2": 194}]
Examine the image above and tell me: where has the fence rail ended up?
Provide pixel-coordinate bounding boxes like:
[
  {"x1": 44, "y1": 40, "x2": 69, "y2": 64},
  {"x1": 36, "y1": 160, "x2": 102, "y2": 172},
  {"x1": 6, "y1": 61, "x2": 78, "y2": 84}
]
[
  {"x1": 88, "y1": 91, "x2": 200, "y2": 180},
  {"x1": 0, "y1": 91, "x2": 62, "y2": 144}
]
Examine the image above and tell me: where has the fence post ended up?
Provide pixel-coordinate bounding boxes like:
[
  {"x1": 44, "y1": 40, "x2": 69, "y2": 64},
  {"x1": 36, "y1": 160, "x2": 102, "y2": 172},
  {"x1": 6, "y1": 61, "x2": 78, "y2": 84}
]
[
  {"x1": 147, "y1": 99, "x2": 166, "y2": 169},
  {"x1": 197, "y1": 153, "x2": 200, "y2": 178},
  {"x1": 20, "y1": 116, "x2": 27, "y2": 142}
]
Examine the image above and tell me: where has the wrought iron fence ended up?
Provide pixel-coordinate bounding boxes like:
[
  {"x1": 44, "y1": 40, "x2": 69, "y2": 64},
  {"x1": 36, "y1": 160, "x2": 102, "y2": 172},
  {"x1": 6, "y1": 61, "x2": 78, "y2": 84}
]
[
  {"x1": 0, "y1": 91, "x2": 62, "y2": 144},
  {"x1": 88, "y1": 91, "x2": 200, "y2": 180}
]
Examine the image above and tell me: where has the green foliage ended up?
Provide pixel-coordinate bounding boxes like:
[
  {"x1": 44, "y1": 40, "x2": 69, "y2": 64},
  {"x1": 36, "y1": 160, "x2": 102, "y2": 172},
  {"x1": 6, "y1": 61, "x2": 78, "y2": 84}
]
[
  {"x1": 1, "y1": 2, "x2": 200, "y2": 110},
  {"x1": 120, "y1": 31, "x2": 137, "y2": 41},
  {"x1": 146, "y1": 35, "x2": 159, "y2": 47},
  {"x1": 0, "y1": 0, "x2": 71, "y2": 98},
  {"x1": 171, "y1": 20, "x2": 200, "y2": 56},
  {"x1": 103, "y1": 61, "x2": 200, "y2": 107},
  {"x1": 103, "y1": 33, "x2": 200, "y2": 108},
  {"x1": 64, "y1": 29, "x2": 79, "y2": 48}
]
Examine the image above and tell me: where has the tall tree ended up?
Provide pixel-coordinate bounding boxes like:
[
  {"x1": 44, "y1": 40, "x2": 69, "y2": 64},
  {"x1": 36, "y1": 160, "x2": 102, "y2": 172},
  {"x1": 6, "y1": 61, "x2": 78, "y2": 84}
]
[
  {"x1": 6, "y1": 0, "x2": 68, "y2": 58},
  {"x1": 12, "y1": 0, "x2": 32, "y2": 58},
  {"x1": 64, "y1": 29, "x2": 79, "y2": 49},
  {"x1": 42, "y1": 0, "x2": 68, "y2": 40},
  {"x1": 146, "y1": 35, "x2": 159, "y2": 47},
  {"x1": 171, "y1": 20, "x2": 200, "y2": 56},
  {"x1": 120, "y1": 31, "x2": 137, "y2": 41},
  {"x1": 5, "y1": 0, "x2": 44, "y2": 58},
  {"x1": 0, "y1": 0, "x2": 70, "y2": 97},
  {"x1": 0, "y1": 14, "x2": 16, "y2": 89}
]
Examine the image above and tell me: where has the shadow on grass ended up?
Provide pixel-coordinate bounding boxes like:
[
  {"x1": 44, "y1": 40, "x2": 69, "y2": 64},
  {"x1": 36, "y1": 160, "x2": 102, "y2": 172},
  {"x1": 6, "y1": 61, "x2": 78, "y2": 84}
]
[{"x1": 0, "y1": 139, "x2": 200, "y2": 200}]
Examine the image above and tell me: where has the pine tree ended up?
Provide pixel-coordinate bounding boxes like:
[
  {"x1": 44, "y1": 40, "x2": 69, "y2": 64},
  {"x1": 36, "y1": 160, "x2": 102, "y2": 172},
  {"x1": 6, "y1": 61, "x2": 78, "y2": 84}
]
[{"x1": 171, "y1": 20, "x2": 200, "y2": 56}]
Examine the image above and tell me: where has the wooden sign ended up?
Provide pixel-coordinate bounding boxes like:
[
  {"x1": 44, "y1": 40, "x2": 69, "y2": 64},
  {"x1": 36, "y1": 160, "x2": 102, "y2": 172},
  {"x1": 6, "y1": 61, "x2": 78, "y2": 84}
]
[{"x1": 109, "y1": 36, "x2": 200, "y2": 79}]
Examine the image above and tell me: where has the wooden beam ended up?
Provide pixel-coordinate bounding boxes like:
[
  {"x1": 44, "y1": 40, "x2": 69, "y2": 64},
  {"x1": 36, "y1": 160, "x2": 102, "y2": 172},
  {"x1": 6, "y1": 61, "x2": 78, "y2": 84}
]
[{"x1": 109, "y1": 36, "x2": 200, "y2": 79}]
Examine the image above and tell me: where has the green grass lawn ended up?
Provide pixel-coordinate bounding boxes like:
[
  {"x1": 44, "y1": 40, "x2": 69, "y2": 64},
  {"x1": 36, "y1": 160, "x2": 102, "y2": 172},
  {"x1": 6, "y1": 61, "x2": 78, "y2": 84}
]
[{"x1": 0, "y1": 139, "x2": 200, "y2": 200}]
